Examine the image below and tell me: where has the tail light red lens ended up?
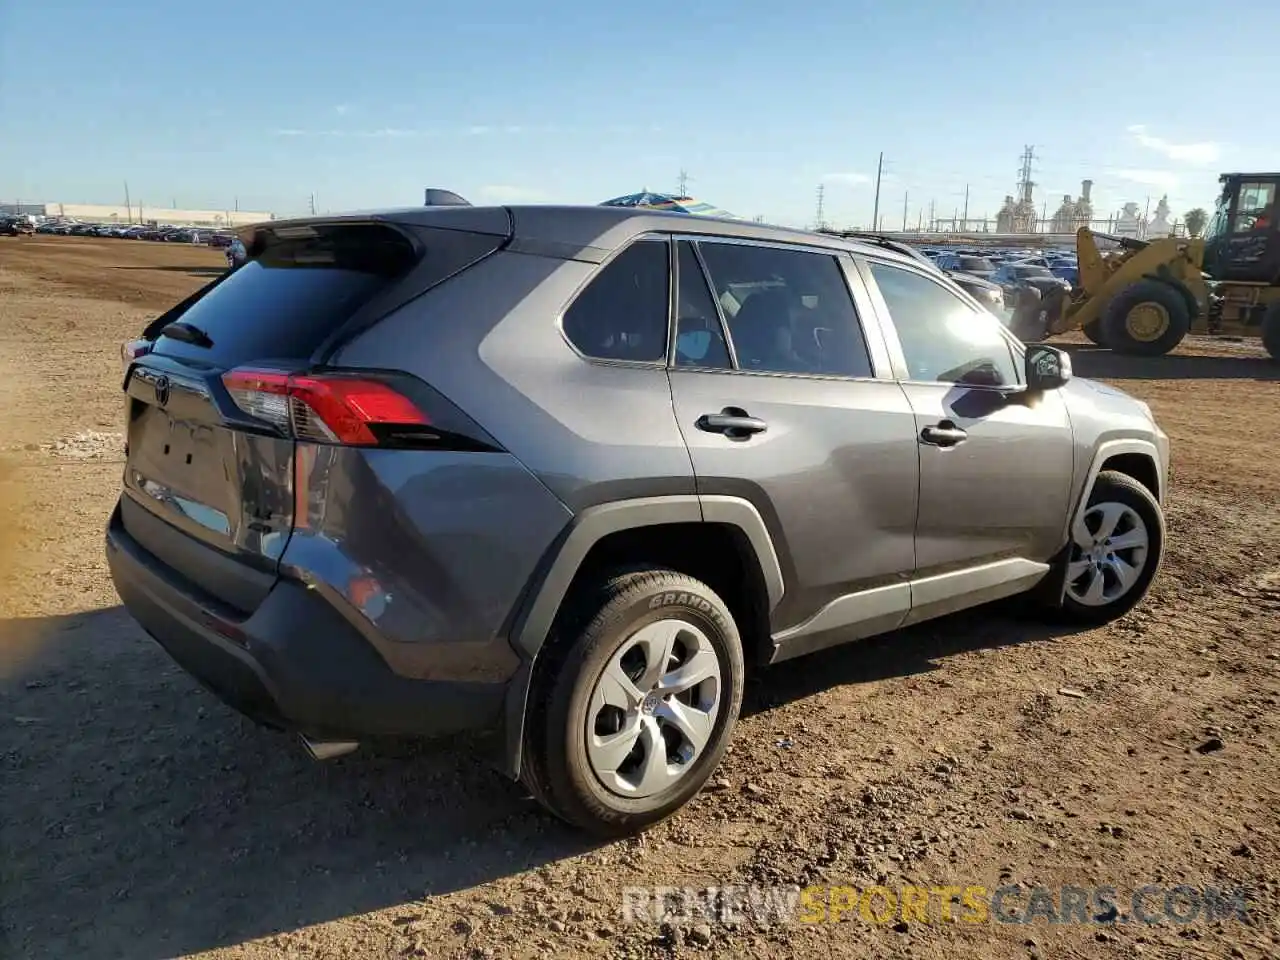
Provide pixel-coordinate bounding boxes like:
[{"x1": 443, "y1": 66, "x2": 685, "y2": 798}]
[
  {"x1": 221, "y1": 367, "x2": 430, "y2": 445},
  {"x1": 121, "y1": 339, "x2": 152, "y2": 372}
]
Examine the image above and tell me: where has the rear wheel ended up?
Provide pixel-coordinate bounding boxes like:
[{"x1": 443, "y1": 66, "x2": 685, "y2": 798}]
[
  {"x1": 1261, "y1": 301, "x2": 1280, "y2": 361},
  {"x1": 1100, "y1": 280, "x2": 1191, "y2": 356},
  {"x1": 522, "y1": 568, "x2": 744, "y2": 837}
]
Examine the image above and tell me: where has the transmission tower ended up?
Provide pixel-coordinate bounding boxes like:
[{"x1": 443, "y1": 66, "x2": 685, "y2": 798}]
[
  {"x1": 815, "y1": 184, "x2": 826, "y2": 229},
  {"x1": 677, "y1": 168, "x2": 691, "y2": 197},
  {"x1": 1017, "y1": 145, "x2": 1037, "y2": 207}
]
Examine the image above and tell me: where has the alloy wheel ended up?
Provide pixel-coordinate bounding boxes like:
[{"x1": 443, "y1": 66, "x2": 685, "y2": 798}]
[
  {"x1": 1066, "y1": 501, "x2": 1151, "y2": 606},
  {"x1": 585, "y1": 619, "x2": 722, "y2": 798}
]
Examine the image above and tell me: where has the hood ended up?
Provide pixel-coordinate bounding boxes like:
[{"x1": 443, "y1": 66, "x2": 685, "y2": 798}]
[
  {"x1": 1024, "y1": 276, "x2": 1069, "y2": 291},
  {"x1": 946, "y1": 270, "x2": 1001, "y2": 293}
]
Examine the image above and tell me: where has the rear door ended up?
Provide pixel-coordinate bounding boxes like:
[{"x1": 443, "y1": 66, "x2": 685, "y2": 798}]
[
  {"x1": 119, "y1": 219, "x2": 506, "y2": 614},
  {"x1": 667, "y1": 237, "x2": 919, "y2": 656}
]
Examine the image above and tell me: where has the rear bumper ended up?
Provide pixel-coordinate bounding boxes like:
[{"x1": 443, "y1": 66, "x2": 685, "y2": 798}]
[{"x1": 106, "y1": 504, "x2": 507, "y2": 741}]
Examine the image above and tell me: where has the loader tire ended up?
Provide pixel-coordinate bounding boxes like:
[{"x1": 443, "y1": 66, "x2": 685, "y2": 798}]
[
  {"x1": 1100, "y1": 280, "x2": 1191, "y2": 356},
  {"x1": 1262, "y1": 302, "x2": 1280, "y2": 361},
  {"x1": 1081, "y1": 319, "x2": 1105, "y2": 345}
]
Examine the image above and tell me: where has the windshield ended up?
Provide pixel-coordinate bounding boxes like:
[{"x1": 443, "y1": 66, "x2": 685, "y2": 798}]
[{"x1": 1204, "y1": 191, "x2": 1231, "y2": 242}]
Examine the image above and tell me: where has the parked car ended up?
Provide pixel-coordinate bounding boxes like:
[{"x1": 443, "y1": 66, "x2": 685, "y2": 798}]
[
  {"x1": 992, "y1": 262, "x2": 1072, "y2": 298},
  {"x1": 934, "y1": 253, "x2": 997, "y2": 279},
  {"x1": 108, "y1": 206, "x2": 1169, "y2": 836},
  {"x1": 0, "y1": 216, "x2": 35, "y2": 236}
]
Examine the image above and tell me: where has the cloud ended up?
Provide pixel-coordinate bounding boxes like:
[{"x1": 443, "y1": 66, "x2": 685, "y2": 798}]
[
  {"x1": 478, "y1": 185, "x2": 549, "y2": 203},
  {"x1": 1115, "y1": 169, "x2": 1181, "y2": 189},
  {"x1": 1127, "y1": 125, "x2": 1221, "y2": 164},
  {"x1": 822, "y1": 172, "x2": 871, "y2": 186},
  {"x1": 334, "y1": 104, "x2": 350, "y2": 116}
]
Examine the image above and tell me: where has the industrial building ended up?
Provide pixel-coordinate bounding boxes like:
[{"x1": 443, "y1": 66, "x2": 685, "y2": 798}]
[{"x1": 1, "y1": 202, "x2": 273, "y2": 227}]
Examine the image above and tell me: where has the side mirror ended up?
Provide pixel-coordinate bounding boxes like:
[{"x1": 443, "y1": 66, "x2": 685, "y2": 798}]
[{"x1": 1025, "y1": 344, "x2": 1072, "y2": 391}]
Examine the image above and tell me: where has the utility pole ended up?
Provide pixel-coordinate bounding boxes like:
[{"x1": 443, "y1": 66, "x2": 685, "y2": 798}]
[
  {"x1": 123, "y1": 181, "x2": 132, "y2": 224},
  {"x1": 815, "y1": 183, "x2": 826, "y2": 230},
  {"x1": 871, "y1": 152, "x2": 883, "y2": 235},
  {"x1": 929, "y1": 199, "x2": 936, "y2": 232},
  {"x1": 902, "y1": 190, "x2": 908, "y2": 232},
  {"x1": 309, "y1": 193, "x2": 316, "y2": 215},
  {"x1": 962, "y1": 184, "x2": 970, "y2": 230},
  {"x1": 916, "y1": 209, "x2": 922, "y2": 231}
]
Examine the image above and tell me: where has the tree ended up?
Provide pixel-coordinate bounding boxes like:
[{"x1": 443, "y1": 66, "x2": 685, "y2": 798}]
[{"x1": 1185, "y1": 207, "x2": 1208, "y2": 238}]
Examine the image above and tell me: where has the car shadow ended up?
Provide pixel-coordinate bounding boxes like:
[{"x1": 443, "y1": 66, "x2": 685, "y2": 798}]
[
  {"x1": 1, "y1": 601, "x2": 1078, "y2": 959},
  {"x1": 115, "y1": 265, "x2": 227, "y2": 278},
  {"x1": 742, "y1": 601, "x2": 1076, "y2": 716},
  {"x1": 1059, "y1": 344, "x2": 1280, "y2": 382}
]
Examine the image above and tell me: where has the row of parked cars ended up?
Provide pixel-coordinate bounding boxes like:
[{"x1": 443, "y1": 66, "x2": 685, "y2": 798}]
[
  {"x1": 33, "y1": 220, "x2": 236, "y2": 246},
  {"x1": 921, "y1": 245, "x2": 1078, "y2": 302}
]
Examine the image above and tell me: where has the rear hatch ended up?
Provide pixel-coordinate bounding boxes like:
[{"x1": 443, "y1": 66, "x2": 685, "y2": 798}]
[{"x1": 119, "y1": 216, "x2": 509, "y2": 614}]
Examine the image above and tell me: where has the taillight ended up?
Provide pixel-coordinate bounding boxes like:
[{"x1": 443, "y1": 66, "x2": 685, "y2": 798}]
[
  {"x1": 121, "y1": 339, "x2": 152, "y2": 372},
  {"x1": 221, "y1": 368, "x2": 431, "y2": 446}
]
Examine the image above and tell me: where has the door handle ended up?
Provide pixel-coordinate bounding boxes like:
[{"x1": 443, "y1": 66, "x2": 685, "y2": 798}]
[
  {"x1": 696, "y1": 409, "x2": 768, "y2": 439},
  {"x1": 920, "y1": 420, "x2": 968, "y2": 447}
]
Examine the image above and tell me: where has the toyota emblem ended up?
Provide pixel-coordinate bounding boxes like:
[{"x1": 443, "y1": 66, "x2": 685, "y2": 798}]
[{"x1": 153, "y1": 375, "x2": 171, "y2": 407}]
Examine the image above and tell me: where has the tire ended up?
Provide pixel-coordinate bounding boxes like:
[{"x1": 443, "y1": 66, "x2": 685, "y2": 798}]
[
  {"x1": 1057, "y1": 470, "x2": 1165, "y2": 626},
  {"x1": 1081, "y1": 318, "x2": 1105, "y2": 345},
  {"x1": 522, "y1": 568, "x2": 744, "y2": 837},
  {"x1": 1262, "y1": 302, "x2": 1280, "y2": 361},
  {"x1": 1100, "y1": 279, "x2": 1191, "y2": 356}
]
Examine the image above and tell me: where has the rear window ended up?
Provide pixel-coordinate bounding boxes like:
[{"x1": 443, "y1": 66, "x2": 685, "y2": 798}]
[
  {"x1": 1013, "y1": 265, "x2": 1052, "y2": 278},
  {"x1": 150, "y1": 223, "x2": 421, "y2": 365},
  {"x1": 958, "y1": 257, "x2": 994, "y2": 271}
]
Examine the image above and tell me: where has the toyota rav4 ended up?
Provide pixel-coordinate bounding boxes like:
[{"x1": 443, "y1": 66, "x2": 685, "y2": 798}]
[{"x1": 107, "y1": 205, "x2": 1169, "y2": 836}]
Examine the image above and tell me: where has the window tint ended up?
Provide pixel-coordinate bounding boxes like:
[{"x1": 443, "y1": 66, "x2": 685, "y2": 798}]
[
  {"x1": 149, "y1": 223, "x2": 426, "y2": 365},
  {"x1": 563, "y1": 240, "x2": 669, "y2": 362},
  {"x1": 870, "y1": 262, "x2": 1019, "y2": 387},
  {"x1": 696, "y1": 242, "x2": 872, "y2": 378},
  {"x1": 1232, "y1": 181, "x2": 1276, "y2": 232},
  {"x1": 674, "y1": 241, "x2": 731, "y2": 368}
]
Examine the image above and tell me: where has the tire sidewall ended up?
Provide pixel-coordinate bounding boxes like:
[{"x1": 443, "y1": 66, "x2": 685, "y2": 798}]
[{"x1": 548, "y1": 577, "x2": 744, "y2": 826}]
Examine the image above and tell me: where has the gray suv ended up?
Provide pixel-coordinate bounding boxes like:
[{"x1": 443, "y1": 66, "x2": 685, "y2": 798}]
[{"x1": 107, "y1": 205, "x2": 1169, "y2": 835}]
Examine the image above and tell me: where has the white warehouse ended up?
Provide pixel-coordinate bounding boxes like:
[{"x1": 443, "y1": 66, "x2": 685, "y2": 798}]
[{"x1": 34, "y1": 202, "x2": 274, "y2": 227}]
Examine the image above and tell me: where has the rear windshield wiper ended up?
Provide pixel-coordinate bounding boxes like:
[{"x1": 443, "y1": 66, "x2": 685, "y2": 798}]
[{"x1": 159, "y1": 320, "x2": 214, "y2": 348}]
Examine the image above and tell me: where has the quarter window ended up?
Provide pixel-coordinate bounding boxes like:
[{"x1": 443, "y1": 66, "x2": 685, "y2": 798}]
[
  {"x1": 563, "y1": 239, "x2": 669, "y2": 362},
  {"x1": 695, "y1": 242, "x2": 873, "y2": 378},
  {"x1": 674, "y1": 241, "x2": 731, "y2": 369},
  {"x1": 869, "y1": 262, "x2": 1019, "y2": 387}
]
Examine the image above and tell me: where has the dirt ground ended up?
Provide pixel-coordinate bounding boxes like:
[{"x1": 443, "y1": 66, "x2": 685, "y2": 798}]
[{"x1": 1, "y1": 235, "x2": 1277, "y2": 960}]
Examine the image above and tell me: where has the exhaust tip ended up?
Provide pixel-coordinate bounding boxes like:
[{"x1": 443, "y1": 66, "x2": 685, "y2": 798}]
[{"x1": 300, "y1": 736, "x2": 360, "y2": 761}]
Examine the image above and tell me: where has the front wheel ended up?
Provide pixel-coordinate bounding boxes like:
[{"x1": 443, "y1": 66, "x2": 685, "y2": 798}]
[
  {"x1": 1058, "y1": 471, "x2": 1165, "y2": 625},
  {"x1": 1081, "y1": 318, "x2": 1105, "y2": 345},
  {"x1": 1100, "y1": 279, "x2": 1191, "y2": 356},
  {"x1": 1261, "y1": 301, "x2": 1280, "y2": 361},
  {"x1": 522, "y1": 569, "x2": 744, "y2": 836}
]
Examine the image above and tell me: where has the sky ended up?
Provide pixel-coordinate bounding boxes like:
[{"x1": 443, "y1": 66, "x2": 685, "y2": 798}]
[{"x1": 1, "y1": 0, "x2": 1275, "y2": 228}]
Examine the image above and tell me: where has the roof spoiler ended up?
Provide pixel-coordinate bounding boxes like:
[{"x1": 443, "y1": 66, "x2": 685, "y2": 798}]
[{"x1": 424, "y1": 188, "x2": 471, "y2": 207}]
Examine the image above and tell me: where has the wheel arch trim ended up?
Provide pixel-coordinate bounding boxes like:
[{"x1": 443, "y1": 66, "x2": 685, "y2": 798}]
[
  {"x1": 1069, "y1": 438, "x2": 1165, "y2": 548},
  {"x1": 498, "y1": 493, "x2": 784, "y2": 779}
]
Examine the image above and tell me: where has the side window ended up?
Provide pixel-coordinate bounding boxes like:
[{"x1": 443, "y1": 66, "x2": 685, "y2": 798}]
[
  {"x1": 696, "y1": 242, "x2": 873, "y2": 378},
  {"x1": 869, "y1": 262, "x2": 1019, "y2": 388},
  {"x1": 1231, "y1": 182, "x2": 1276, "y2": 232},
  {"x1": 674, "y1": 241, "x2": 731, "y2": 368},
  {"x1": 563, "y1": 239, "x2": 669, "y2": 362}
]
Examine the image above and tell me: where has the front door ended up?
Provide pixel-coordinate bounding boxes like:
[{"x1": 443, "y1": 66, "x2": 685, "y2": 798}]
[
  {"x1": 665, "y1": 237, "x2": 920, "y2": 658},
  {"x1": 862, "y1": 259, "x2": 1075, "y2": 622}
]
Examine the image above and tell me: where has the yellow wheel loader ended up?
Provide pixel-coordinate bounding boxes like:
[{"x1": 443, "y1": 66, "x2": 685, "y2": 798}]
[{"x1": 1037, "y1": 172, "x2": 1280, "y2": 359}]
